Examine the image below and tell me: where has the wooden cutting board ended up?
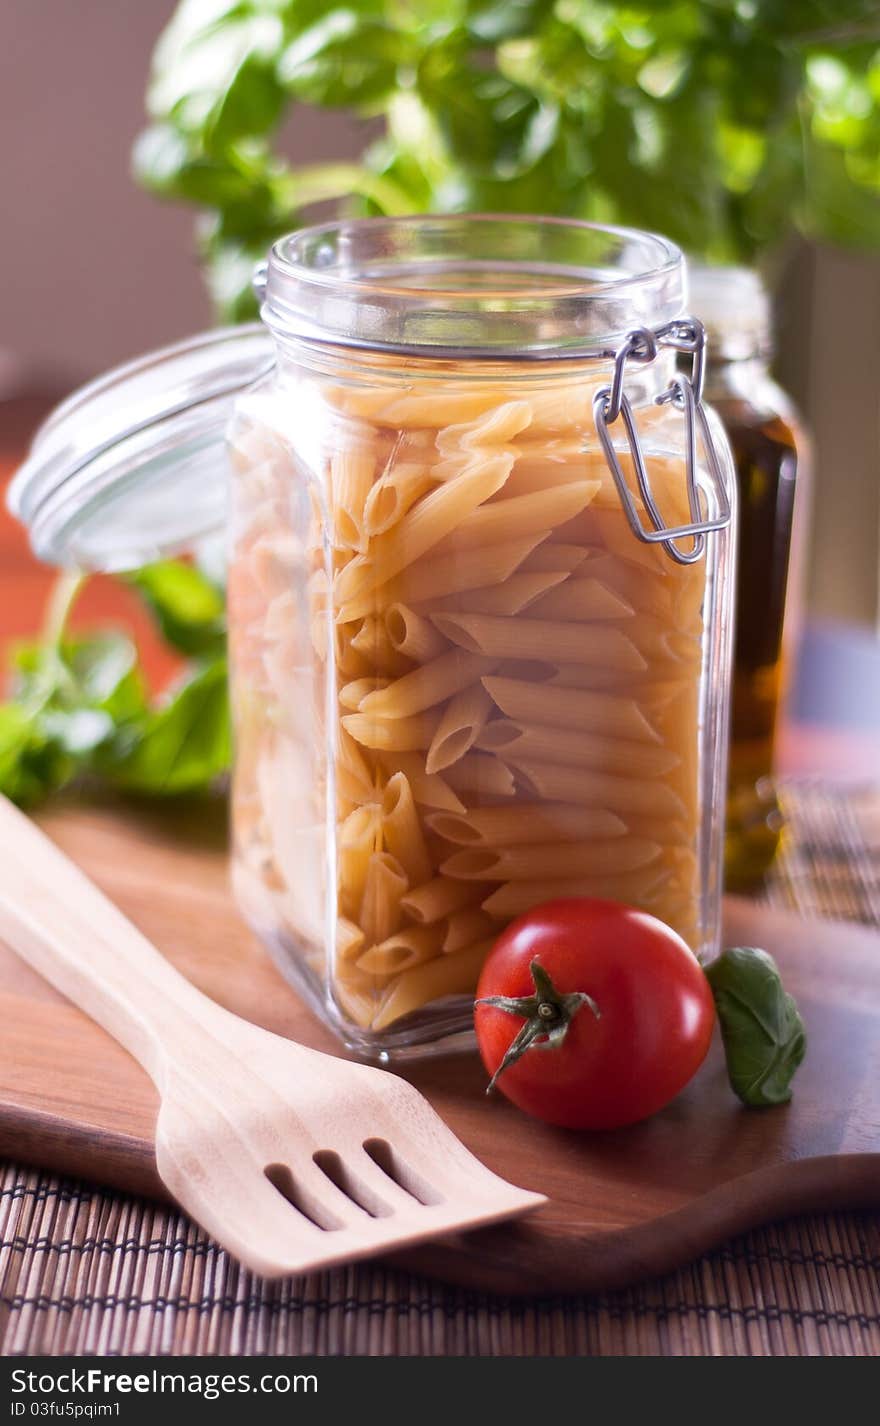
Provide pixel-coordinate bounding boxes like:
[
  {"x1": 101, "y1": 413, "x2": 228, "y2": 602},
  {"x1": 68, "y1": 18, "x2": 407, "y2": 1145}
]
[{"x1": 1, "y1": 795, "x2": 878, "y2": 1295}]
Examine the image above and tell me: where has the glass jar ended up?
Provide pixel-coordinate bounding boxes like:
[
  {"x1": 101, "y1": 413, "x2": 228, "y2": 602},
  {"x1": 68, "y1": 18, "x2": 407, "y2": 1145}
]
[
  {"x1": 688, "y1": 265, "x2": 808, "y2": 891},
  {"x1": 9, "y1": 216, "x2": 736, "y2": 1060}
]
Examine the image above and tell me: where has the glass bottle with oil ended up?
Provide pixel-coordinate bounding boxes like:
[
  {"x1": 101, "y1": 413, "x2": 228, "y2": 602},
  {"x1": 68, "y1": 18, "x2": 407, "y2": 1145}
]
[{"x1": 689, "y1": 265, "x2": 809, "y2": 890}]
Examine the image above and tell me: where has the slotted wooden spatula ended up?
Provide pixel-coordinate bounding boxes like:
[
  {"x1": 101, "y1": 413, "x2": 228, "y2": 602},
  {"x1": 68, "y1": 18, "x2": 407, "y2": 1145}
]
[{"x1": 0, "y1": 797, "x2": 544, "y2": 1276}]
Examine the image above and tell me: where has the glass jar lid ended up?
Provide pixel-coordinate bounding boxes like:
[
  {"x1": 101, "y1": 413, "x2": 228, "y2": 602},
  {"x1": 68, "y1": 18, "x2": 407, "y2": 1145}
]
[{"x1": 8, "y1": 324, "x2": 273, "y2": 571}]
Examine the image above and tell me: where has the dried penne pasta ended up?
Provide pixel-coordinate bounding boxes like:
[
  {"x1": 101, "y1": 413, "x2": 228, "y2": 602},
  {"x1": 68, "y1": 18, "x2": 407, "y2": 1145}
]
[
  {"x1": 433, "y1": 612, "x2": 647, "y2": 672},
  {"x1": 526, "y1": 577, "x2": 635, "y2": 621},
  {"x1": 435, "y1": 399, "x2": 533, "y2": 453},
  {"x1": 518, "y1": 542, "x2": 591, "y2": 574},
  {"x1": 338, "y1": 386, "x2": 501, "y2": 429},
  {"x1": 482, "y1": 675, "x2": 662, "y2": 742},
  {"x1": 511, "y1": 759, "x2": 689, "y2": 819},
  {"x1": 338, "y1": 805, "x2": 380, "y2": 919},
  {"x1": 434, "y1": 481, "x2": 600, "y2": 553},
  {"x1": 442, "y1": 752, "x2": 517, "y2": 799},
  {"x1": 360, "y1": 650, "x2": 496, "y2": 719},
  {"x1": 331, "y1": 964, "x2": 383, "y2": 1029},
  {"x1": 356, "y1": 923, "x2": 445, "y2": 976},
  {"x1": 363, "y1": 462, "x2": 434, "y2": 536},
  {"x1": 334, "y1": 452, "x2": 514, "y2": 605},
  {"x1": 384, "y1": 603, "x2": 449, "y2": 662},
  {"x1": 425, "y1": 802, "x2": 626, "y2": 846},
  {"x1": 336, "y1": 917, "x2": 366, "y2": 963},
  {"x1": 400, "y1": 874, "x2": 490, "y2": 924},
  {"x1": 342, "y1": 708, "x2": 443, "y2": 753},
  {"x1": 482, "y1": 869, "x2": 672, "y2": 919},
  {"x1": 332, "y1": 441, "x2": 378, "y2": 552},
  {"x1": 474, "y1": 720, "x2": 681, "y2": 778},
  {"x1": 423, "y1": 571, "x2": 568, "y2": 617},
  {"x1": 442, "y1": 838, "x2": 661, "y2": 882},
  {"x1": 442, "y1": 907, "x2": 496, "y2": 953},
  {"x1": 425, "y1": 683, "x2": 493, "y2": 773},
  {"x1": 375, "y1": 751, "x2": 465, "y2": 813},
  {"x1": 381, "y1": 772, "x2": 434, "y2": 887},
  {"x1": 359, "y1": 851, "x2": 408, "y2": 945},
  {"x1": 349, "y1": 615, "x2": 413, "y2": 676},
  {"x1": 336, "y1": 535, "x2": 544, "y2": 622},
  {"x1": 371, "y1": 939, "x2": 496, "y2": 1030},
  {"x1": 339, "y1": 677, "x2": 389, "y2": 710},
  {"x1": 336, "y1": 727, "x2": 379, "y2": 805}
]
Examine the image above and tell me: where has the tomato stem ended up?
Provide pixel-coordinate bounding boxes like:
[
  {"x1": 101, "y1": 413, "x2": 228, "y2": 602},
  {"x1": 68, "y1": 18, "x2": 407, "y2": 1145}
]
[{"x1": 476, "y1": 958, "x2": 600, "y2": 1094}]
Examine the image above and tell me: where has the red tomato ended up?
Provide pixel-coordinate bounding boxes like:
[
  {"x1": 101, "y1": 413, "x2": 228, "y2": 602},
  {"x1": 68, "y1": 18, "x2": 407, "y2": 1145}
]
[{"x1": 474, "y1": 898, "x2": 715, "y2": 1130}]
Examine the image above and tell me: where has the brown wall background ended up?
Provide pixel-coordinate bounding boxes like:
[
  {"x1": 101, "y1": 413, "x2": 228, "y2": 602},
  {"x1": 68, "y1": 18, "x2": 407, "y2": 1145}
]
[{"x1": 2, "y1": 1, "x2": 878, "y2": 627}]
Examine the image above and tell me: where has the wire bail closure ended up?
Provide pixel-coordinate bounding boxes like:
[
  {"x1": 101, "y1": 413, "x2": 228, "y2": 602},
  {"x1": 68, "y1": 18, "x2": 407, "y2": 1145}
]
[{"x1": 593, "y1": 317, "x2": 730, "y2": 566}]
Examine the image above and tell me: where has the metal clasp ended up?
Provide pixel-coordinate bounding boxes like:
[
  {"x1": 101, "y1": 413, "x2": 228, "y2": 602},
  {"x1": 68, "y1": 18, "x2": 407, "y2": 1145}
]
[{"x1": 593, "y1": 317, "x2": 730, "y2": 566}]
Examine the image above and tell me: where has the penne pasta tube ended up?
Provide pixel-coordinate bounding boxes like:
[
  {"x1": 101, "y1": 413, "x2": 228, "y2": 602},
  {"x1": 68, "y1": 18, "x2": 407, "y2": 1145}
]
[
  {"x1": 526, "y1": 577, "x2": 635, "y2": 621},
  {"x1": 337, "y1": 386, "x2": 501, "y2": 429},
  {"x1": 474, "y1": 720, "x2": 681, "y2": 778},
  {"x1": 425, "y1": 683, "x2": 493, "y2": 773},
  {"x1": 336, "y1": 535, "x2": 545, "y2": 623},
  {"x1": 336, "y1": 625, "x2": 373, "y2": 678},
  {"x1": 482, "y1": 868, "x2": 672, "y2": 919},
  {"x1": 356, "y1": 923, "x2": 445, "y2": 976},
  {"x1": 359, "y1": 650, "x2": 495, "y2": 719},
  {"x1": 335, "y1": 727, "x2": 379, "y2": 805},
  {"x1": 359, "y1": 850, "x2": 408, "y2": 945},
  {"x1": 442, "y1": 752, "x2": 517, "y2": 799},
  {"x1": 349, "y1": 615, "x2": 413, "y2": 676},
  {"x1": 384, "y1": 603, "x2": 449, "y2": 662},
  {"x1": 381, "y1": 772, "x2": 434, "y2": 887},
  {"x1": 334, "y1": 451, "x2": 514, "y2": 605},
  {"x1": 483, "y1": 675, "x2": 662, "y2": 743},
  {"x1": 435, "y1": 399, "x2": 533, "y2": 453},
  {"x1": 433, "y1": 612, "x2": 647, "y2": 672},
  {"x1": 336, "y1": 917, "x2": 366, "y2": 963},
  {"x1": 425, "y1": 802, "x2": 627, "y2": 846},
  {"x1": 423, "y1": 570, "x2": 568, "y2": 617},
  {"x1": 331, "y1": 442, "x2": 378, "y2": 552},
  {"x1": 338, "y1": 805, "x2": 380, "y2": 919},
  {"x1": 342, "y1": 708, "x2": 443, "y2": 753},
  {"x1": 441, "y1": 838, "x2": 662, "y2": 881},
  {"x1": 371, "y1": 939, "x2": 496, "y2": 1030},
  {"x1": 442, "y1": 907, "x2": 496, "y2": 954},
  {"x1": 518, "y1": 542, "x2": 591, "y2": 574},
  {"x1": 434, "y1": 481, "x2": 599, "y2": 553},
  {"x1": 497, "y1": 453, "x2": 613, "y2": 503},
  {"x1": 375, "y1": 751, "x2": 465, "y2": 813},
  {"x1": 363, "y1": 462, "x2": 434, "y2": 536},
  {"x1": 339, "y1": 677, "x2": 389, "y2": 711},
  {"x1": 510, "y1": 759, "x2": 689, "y2": 819},
  {"x1": 400, "y1": 874, "x2": 490, "y2": 924},
  {"x1": 331, "y1": 964, "x2": 383, "y2": 1029}
]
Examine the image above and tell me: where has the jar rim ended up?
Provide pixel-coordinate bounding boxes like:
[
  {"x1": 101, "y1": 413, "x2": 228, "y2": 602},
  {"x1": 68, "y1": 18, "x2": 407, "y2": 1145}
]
[{"x1": 262, "y1": 213, "x2": 685, "y2": 359}]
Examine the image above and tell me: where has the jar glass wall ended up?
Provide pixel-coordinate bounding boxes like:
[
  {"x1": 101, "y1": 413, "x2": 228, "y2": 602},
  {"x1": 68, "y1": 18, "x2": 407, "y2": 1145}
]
[{"x1": 226, "y1": 217, "x2": 736, "y2": 1058}]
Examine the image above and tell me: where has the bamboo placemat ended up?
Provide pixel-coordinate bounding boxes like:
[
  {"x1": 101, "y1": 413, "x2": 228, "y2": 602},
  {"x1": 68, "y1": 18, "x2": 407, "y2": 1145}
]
[{"x1": 2, "y1": 779, "x2": 879, "y2": 1357}]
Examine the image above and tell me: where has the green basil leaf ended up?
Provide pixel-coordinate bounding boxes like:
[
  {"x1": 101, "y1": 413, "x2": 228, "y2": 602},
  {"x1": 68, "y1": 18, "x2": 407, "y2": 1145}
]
[
  {"x1": 0, "y1": 703, "x2": 73, "y2": 807},
  {"x1": 110, "y1": 659, "x2": 230, "y2": 795},
  {"x1": 279, "y1": 13, "x2": 414, "y2": 108},
  {"x1": 705, "y1": 947, "x2": 807, "y2": 1107},
  {"x1": 127, "y1": 560, "x2": 226, "y2": 658},
  {"x1": 207, "y1": 50, "x2": 287, "y2": 148}
]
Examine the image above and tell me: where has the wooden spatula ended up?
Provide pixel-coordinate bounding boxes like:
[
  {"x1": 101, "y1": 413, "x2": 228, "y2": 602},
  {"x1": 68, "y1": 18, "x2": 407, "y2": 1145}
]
[{"x1": 0, "y1": 796, "x2": 544, "y2": 1276}]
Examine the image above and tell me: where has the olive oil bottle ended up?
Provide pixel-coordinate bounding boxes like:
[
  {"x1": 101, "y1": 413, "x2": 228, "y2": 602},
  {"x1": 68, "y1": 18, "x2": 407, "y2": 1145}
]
[{"x1": 689, "y1": 266, "x2": 808, "y2": 890}]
